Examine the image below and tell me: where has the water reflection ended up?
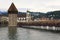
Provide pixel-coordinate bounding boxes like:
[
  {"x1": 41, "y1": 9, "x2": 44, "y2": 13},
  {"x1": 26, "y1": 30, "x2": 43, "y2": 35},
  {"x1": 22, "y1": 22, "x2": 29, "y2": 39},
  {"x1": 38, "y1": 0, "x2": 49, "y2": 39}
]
[
  {"x1": 8, "y1": 27, "x2": 17, "y2": 40},
  {"x1": 0, "y1": 27, "x2": 60, "y2": 40},
  {"x1": 17, "y1": 28, "x2": 31, "y2": 40}
]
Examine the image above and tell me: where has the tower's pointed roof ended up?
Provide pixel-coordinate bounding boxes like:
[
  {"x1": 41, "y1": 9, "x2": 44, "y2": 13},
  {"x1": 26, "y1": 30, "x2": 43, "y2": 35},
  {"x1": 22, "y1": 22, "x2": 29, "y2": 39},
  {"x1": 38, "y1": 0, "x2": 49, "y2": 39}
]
[{"x1": 8, "y1": 3, "x2": 18, "y2": 12}]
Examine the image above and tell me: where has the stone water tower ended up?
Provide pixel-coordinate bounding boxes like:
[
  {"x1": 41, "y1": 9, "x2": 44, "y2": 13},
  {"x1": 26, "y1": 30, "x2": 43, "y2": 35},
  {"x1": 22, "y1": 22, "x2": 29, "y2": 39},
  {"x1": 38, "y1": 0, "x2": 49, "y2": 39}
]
[{"x1": 8, "y1": 3, "x2": 18, "y2": 27}]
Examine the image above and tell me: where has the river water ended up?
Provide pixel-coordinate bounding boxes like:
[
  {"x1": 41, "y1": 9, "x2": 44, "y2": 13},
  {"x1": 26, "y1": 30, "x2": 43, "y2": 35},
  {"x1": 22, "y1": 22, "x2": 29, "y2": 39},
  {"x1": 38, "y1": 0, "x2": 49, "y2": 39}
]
[{"x1": 0, "y1": 27, "x2": 60, "y2": 40}]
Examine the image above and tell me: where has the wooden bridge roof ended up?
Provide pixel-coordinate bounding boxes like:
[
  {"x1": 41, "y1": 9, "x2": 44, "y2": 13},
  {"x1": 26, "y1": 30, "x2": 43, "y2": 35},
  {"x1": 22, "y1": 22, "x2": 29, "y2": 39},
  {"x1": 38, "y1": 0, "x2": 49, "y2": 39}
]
[{"x1": 18, "y1": 13, "x2": 26, "y2": 17}]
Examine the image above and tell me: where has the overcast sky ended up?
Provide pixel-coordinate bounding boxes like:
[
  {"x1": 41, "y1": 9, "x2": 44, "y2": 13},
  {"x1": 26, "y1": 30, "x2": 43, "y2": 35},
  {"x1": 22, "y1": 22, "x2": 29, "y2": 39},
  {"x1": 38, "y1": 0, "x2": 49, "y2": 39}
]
[{"x1": 0, "y1": 0, "x2": 60, "y2": 12}]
